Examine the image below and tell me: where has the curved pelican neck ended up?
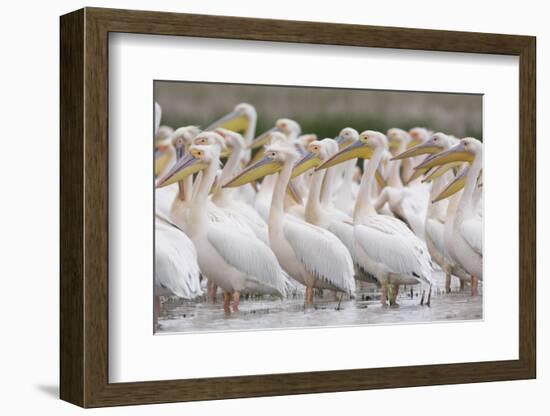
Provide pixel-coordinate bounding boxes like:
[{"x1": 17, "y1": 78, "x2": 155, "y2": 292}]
[
  {"x1": 387, "y1": 142, "x2": 404, "y2": 188},
  {"x1": 320, "y1": 164, "x2": 337, "y2": 207},
  {"x1": 212, "y1": 141, "x2": 242, "y2": 203},
  {"x1": 428, "y1": 170, "x2": 452, "y2": 219},
  {"x1": 244, "y1": 115, "x2": 257, "y2": 143},
  {"x1": 177, "y1": 175, "x2": 193, "y2": 203},
  {"x1": 258, "y1": 174, "x2": 276, "y2": 197},
  {"x1": 353, "y1": 147, "x2": 384, "y2": 223},
  {"x1": 305, "y1": 169, "x2": 325, "y2": 223},
  {"x1": 188, "y1": 160, "x2": 218, "y2": 231},
  {"x1": 458, "y1": 152, "x2": 482, "y2": 219},
  {"x1": 269, "y1": 161, "x2": 294, "y2": 227}
]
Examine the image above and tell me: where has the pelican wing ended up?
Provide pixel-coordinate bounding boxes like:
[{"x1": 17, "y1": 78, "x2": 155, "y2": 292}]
[
  {"x1": 460, "y1": 217, "x2": 483, "y2": 256},
  {"x1": 155, "y1": 185, "x2": 178, "y2": 222},
  {"x1": 155, "y1": 219, "x2": 202, "y2": 299},
  {"x1": 283, "y1": 219, "x2": 355, "y2": 294},
  {"x1": 328, "y1": 220, "x2": 379, "y2": 283},
  {"x1": 354, "y1": 215, "x2": 433, "y2": 284},
  {"x1": 206, "y1": 203, "x2": 257, "y2": 238},
  {"x1": 223, "y1": 201, "x2": 269, "y2": 244},
  {"x1": 425, "y1": 218, "x2": 445, "y2": 254},
  {"x1": 400, "y1": 187, "x2": 429, "y2": 239},
  {"x1": 207, "y1": 224, "x2": 286, "y2": 297}
]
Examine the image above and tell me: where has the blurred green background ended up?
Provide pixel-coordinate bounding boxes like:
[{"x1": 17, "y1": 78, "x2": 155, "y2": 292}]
[{"x1": 154, "y1": 81, "x2": 482, "y2": 139}]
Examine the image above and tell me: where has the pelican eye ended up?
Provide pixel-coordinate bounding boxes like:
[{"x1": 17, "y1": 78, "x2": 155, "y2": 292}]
[{"x1": 191, "y1": 149, "x2": 203, "y2": 158}]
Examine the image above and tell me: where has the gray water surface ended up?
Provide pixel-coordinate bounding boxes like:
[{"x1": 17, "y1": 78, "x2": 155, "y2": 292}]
[{"x1": 157, "y1": 272, "x2": 482, "y2": 334}]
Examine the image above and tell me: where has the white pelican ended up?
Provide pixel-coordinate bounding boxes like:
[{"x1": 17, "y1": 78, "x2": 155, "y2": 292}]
[
  {"x1": 164, "y1": 128, "x2": 255, "y2": 236},
  {"x1": 192, "y1": 128, "x2": 269, "y2": 244},
  {"x1": 153, "y1": 105, "x2": 201, "y2": 326},
  {"x1": 157, "y1": 134, "x2": 288, "y2": 312},
  {"x1": 224, "y1": 135, "x2": 355, "y2": 307},
  {"x1": 205, "y1": 103, "x2": 257, "y2": 153},
  {"x1": 204, "y1": 103, "x2": 258, "y2": 203},
  {"x1": 318, "y1": 130, "x2": 434, "y2": 306},
  {"x1": 407, "y1": 127, "x2": 433, "y2": 182},
  {"x1": 249, "y1": 119, "x2": 305, "y2": 220},
  {"x1": 330, "y1": 128, "x2": 362, "y2": 216},
  {"x1": 291, "y1": 138, "x2": 379, "y2": 284},
  {"x1": 154, "y1": 215, "x2": 202, "y2": 326},
  {"x1": 417, "y1": 137, "x2": 483, "y2": 294},
  {"x1": 431, "y1": 163, "x2": 483, "y2": 295},
  {"x1": 166, "y1": 129, "x2": 270, "y2": 301},
  {"x1": 249, "y1": 118, "x2": 302, "y2": 151},
  {"x1": 373, "y1": 128, "x2": 430, "y2": 239},
  {"x1": 393, "y1": 132, "x2": 471, "y2": 292},
  {"x1": 164, "y1": 126, "x2": 202, "y2": 229}
]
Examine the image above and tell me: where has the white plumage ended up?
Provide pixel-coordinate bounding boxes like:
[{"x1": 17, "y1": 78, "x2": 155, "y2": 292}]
[
  {"x1": 460, "y1": 218, "x2": 483, "y2": 256},
  {"x1": 283, "y1": 218, "x2": 355, "y2": 294},
  {"x1": 158, "y1": 136, "x2": 289, "y2": 312},
  {"x1": 354, "y1": 215, "x2": 433, "y2": 285},
  {"x1": 207, "y1": 224, "x2": 286, "y2": 296},
  {"x1": 154, "y1": 216, "x2": 202, "y2": 299}
]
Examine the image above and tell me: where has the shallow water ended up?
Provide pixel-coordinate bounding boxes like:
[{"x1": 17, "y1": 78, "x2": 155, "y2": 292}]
[{"x1": 157, "y1": 272, "x2": 482, "y2": 334}]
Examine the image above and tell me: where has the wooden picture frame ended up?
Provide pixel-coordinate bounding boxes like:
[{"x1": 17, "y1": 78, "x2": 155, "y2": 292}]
[{"x1": 60, "y1": 7, "x2": 536, "y2": 408}]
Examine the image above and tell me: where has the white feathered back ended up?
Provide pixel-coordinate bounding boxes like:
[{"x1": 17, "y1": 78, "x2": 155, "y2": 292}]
[{"x1": 284, "y1": 219, "x2": 356, "y2": 294}]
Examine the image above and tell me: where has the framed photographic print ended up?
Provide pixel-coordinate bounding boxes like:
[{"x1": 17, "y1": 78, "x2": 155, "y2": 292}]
[{"x1": 60, "y1": 7, "x2": 536, "y2": 408}]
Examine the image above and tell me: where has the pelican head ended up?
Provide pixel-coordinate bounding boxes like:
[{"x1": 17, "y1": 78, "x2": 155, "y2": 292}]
[
  {"x1": 297, "y1": 133, "x2": 318, "y2": 150},
  {"x1": 276, "y1": 118, "x2": 301, "y2": 137},
  {"x1": 170, "y1": 126, "x2": 201, "y2": 159},
  {"x1": 415, "y1": 137, "x2": 481, "y2": 171},
  {"x1": 155, "y1": 125, "x2": 174, "y2": 143},
  {"x1": 292, "y1": 138, "x2": 338, "y2": 178},
  {"x1": 409, "y1": 127, "x2": 432, "y2": 146},
  {"x1": 156, "y1": 135, "x2": 223, "y2": 188},
  {"x1": 335, "y1": 127, "x2": 359, "y2": 149},
  {"x1": 192, "y1": 130, "x2": 230, "y2": 157},
  {"x1": 387, "y1": 128, "x2": 411, "y2": 151},
  {"x1": 392, "y1": 132, "x2": 454, "y2": 161},
  {"x1": 249, "y1": 118, "x2": 301, "y2": 149},
  {"x1": 317, "y1": 130, "x2": 384, "y2": 170},
  {"x1": 204, "y1": 102, "x2": 256, "y2": 135},
  {"x1": 224, "y1": 142, "x2": 299, "y2": 188}
]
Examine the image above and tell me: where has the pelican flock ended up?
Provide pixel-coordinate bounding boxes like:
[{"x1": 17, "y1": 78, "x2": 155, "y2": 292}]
[{"x1": 153, "y1": 101, "x2": 483, "y2": 328}]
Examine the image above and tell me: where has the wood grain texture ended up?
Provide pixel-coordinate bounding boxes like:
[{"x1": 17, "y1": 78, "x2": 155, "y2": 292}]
[
  {"x1": 59, "y1": 8, "x2": 84, "y2": 407},
  {"x1": 59, "y1": 7, "x2": 537, "y2": 408}
]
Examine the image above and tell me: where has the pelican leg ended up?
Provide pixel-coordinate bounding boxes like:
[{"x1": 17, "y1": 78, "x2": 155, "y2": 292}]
[
  {"x1": 389, "y1": 284, "x2": 400, "y2": 308},
  {"x1": 304, "y1": 287, "x2": 314, "y2": 309},
  {"x1": 445, "y1": 273, "x2": 452, "y2": 293},
  {"x1": 471, "y1": 275, "x2": 478, "y2": 296},
  {"x1": 336, "y1": 292, "x2": 343, "y2": 311},
  {"x1": 232, "y1": 291, "x2": 241, "y2": 312},
  {"x1": 207, "y1": 280, "x2": 218, "y2": 303},
  {"x1": 223, "y1": 292, "x2": 231, "y2": 314},
  {"x1": 380, "y1": 285, "x2": 388, "y2": 307},
  {"x1": 426, "y1": 285, "x2": 432, "y2": 307}
]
